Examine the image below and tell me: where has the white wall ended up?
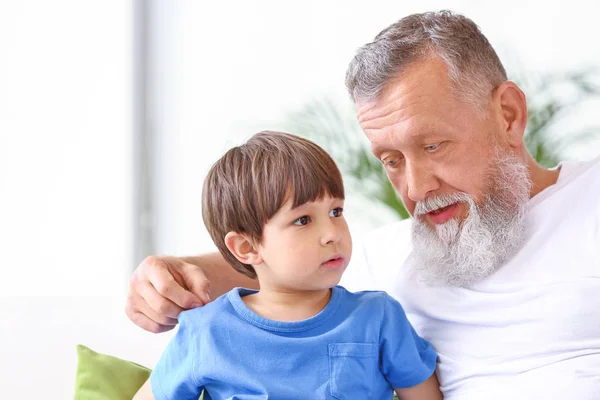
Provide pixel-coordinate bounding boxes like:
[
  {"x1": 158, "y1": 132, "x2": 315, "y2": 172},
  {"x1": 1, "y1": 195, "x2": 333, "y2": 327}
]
[
  {"x1": 0, "y1": 3, "x2": 134, "y2": 397},
  {"x1": 0, "y1": 1, "x2": 132, "y2": 297}
]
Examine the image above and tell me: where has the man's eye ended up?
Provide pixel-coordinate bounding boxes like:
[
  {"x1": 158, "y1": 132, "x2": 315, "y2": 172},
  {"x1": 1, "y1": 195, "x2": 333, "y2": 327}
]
[
  {"x1": 425, "y1": 143, "x2": 440, "y2": 152},
  {"x1": 293, "y1": 216, "x2": 311, "y2": 226},
  {"x1": 382, "y1": 157, "x2": 401, "y2": 168},
  {"x1": 329, "y1": 207, "x2": 344, "y2": 217}
]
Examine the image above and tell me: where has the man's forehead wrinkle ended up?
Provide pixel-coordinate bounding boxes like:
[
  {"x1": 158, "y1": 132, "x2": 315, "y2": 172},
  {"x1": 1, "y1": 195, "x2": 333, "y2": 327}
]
[
  {"x1": 361, "y1": 105, "x2": 423, "y2": 133},
  {"x1": 359, "y1": 79, "x2": 428, "y2": 112},
  {"x1": 358, "y1": 93, "x2": 432, "y2": 132}
]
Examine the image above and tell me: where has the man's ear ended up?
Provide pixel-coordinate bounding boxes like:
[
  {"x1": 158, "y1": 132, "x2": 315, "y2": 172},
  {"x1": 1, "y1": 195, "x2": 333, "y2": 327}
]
[
  {"x1": 493, "y1": 81, "x2": 528, "y2": 149},
  {"x1": 224, "y1": 232, "x2": 263, "y2": 266}
]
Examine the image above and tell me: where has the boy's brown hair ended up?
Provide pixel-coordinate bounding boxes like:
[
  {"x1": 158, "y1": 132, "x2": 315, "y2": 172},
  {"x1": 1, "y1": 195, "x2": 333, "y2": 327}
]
[{"x1": 202, "y1": 131, "x2": 345, "y2": 278}]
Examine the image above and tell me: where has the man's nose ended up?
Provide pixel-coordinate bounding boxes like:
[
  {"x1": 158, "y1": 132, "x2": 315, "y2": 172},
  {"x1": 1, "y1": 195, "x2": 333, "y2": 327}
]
[{"x1": 405, "y1": 161, "x2": 439, "y2": 203}]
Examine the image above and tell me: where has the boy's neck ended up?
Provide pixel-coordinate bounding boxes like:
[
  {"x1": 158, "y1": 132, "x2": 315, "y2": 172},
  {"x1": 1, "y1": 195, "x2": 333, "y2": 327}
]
[{"x1": 242, "y1": 288, "x2": 332, "y2": 322}]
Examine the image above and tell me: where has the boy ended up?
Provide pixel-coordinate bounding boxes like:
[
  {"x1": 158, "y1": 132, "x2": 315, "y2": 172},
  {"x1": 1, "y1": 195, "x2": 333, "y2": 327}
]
[{"x1": 134, "y1": 131, "x2": 442, "y2": 399}]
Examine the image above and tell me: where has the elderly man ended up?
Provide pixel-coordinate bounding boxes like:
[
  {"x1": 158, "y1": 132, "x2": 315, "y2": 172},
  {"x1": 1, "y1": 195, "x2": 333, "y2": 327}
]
[{"x1": 126, "y1": 11, "x2": 600, "y2": 399}]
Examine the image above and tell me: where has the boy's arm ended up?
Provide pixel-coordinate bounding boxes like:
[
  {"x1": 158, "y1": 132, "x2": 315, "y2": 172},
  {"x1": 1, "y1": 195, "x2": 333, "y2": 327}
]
[
  {"x1": 145, "y1": 311, "x2": 204, "y2": 399},
  {"x1": 133, "y1": 378, "x2": 155, "y2": 400},
  {"x1": 378, "y1": 294, "x2": 440, "y2": 396},
  {"x1": 395, "y1": 373, "x2": 443, "y2": 400}
]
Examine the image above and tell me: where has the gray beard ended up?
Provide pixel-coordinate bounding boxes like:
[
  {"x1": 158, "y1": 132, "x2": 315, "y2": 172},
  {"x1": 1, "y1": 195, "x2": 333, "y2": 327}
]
[{"x1": 409, "y1": 152, "x2": 532, "y2": 287}]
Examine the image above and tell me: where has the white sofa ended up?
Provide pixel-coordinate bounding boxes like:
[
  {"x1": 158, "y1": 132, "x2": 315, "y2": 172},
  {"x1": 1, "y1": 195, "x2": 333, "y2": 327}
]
[{"x1": 0, "y1": 296, "x2": 175, "y2": 399}]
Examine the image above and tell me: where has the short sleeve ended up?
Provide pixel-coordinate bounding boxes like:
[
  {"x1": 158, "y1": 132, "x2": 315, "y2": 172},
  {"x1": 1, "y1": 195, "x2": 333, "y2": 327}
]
[
  {"x1": 379, "y1": 294, "x2": 438, "y2": 389},
  {"x1": 150, "y1": 313, "x2": 203, "y2": 400}
]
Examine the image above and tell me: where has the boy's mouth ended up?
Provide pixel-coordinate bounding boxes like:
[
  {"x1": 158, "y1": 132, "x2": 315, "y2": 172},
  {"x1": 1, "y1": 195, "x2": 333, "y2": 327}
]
[{"x1": 321, "y1": 255, "x2": 344, "y2": 270}]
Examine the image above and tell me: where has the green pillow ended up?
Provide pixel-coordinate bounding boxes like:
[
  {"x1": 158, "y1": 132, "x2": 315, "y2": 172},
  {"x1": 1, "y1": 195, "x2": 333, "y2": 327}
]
[{"x1": 74, "y1": 344, "x2": 151, "y2": 400}]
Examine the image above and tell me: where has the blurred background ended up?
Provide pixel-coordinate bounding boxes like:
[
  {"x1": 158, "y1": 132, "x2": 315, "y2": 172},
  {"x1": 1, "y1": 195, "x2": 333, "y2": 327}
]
[{"x1": 1, "y1": 0, "x2": 599, "y2": 396}]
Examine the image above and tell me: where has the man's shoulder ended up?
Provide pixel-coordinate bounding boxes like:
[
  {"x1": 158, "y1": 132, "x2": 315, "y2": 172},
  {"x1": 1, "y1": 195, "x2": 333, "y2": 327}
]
[
  {"x1": 362, "y1": 218, "x2": 413, "y2": 259},
  {"x1": 557, "y1": 156, "x2": 600, "y2": 193},
  {"x1": 363, "y1": 218, "x2": 411, "y2": 244},
  {"x1": 543, "y1": 156, "x2": 600, "y2": 213},
  {"x1": 340, "y1": 219, "x2": 413, "y2": 293},
  {"x1": 560, "y1": 155, "x2": 600, "y2": 179}
]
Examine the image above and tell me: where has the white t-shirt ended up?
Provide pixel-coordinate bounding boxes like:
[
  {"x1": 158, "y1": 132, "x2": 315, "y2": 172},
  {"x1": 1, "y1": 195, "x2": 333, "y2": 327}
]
[{"x1": 341, "y1": 157, "x2": 600, "y2": 400}]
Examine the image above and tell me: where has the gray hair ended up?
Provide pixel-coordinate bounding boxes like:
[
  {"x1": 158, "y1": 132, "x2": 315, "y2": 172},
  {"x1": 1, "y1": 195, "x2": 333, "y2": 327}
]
[{"x1": 345, "y1": 11, "x2": 507, "y2": 112}]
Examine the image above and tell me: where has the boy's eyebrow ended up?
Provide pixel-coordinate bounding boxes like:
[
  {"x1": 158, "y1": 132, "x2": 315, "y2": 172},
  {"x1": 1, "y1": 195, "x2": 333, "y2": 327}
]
[
  {"x1": 288, "y1": 197, "x2": 343, "y2": 212},
  {"x1": 288, "y1": 202, "x2": 312, "y2": 212}
]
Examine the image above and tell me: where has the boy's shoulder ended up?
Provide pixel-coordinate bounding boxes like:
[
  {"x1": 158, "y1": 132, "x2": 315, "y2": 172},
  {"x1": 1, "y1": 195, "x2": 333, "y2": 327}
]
[
  {"x1": 178, "y1": 287, "x2": 239, "y2": 327},
  {"x1": 337, "y1": 286, "x2": 410, "y2": 326},
  {"x1": 337, "y1": 285, "x2": 394, "y2": 301},
  {"x1": 336, "y1": 286, "x2": 401, "y2": 315}
]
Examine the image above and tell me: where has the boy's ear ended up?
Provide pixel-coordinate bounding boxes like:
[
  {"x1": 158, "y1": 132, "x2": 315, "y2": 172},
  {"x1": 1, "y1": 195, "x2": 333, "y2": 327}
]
[{"x1": 224, "y1": 232, "x2": 263, "y2": 266}]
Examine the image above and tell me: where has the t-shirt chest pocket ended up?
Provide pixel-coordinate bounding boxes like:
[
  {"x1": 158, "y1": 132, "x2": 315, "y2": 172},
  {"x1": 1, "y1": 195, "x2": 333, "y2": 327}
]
[{"x1": 328, "y1": 343, "x2": 378, "y2": 399}]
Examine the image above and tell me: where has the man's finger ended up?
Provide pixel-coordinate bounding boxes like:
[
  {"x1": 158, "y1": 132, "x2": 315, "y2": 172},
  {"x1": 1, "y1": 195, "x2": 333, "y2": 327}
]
[
  {"x1": 125, "y1": 295, "x2": 178, "y2": 333},
  {"x1": 130, "y1": 310, "x2": 174, "y2": 334},
  {"x1": 182, "y1": 264, "x2": 212, "y2": 304},
  {"x1": 147, "y1": 263, "x2": 206, "y2": 309},
  {"x1": 139, "y1": 280, "x2": 185, "y2": 320}
]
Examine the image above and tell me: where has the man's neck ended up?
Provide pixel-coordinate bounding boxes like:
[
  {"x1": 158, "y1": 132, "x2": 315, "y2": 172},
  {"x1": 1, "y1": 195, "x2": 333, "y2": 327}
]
[{"x1": 527, "y1": 156, "x2": 561, "y2": 199}]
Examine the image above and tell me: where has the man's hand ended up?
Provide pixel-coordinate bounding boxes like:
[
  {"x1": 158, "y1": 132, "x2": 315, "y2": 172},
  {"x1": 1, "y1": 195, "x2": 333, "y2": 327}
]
[{"x1": 126, "y1": 256, "x2": 211, "y2": 333}]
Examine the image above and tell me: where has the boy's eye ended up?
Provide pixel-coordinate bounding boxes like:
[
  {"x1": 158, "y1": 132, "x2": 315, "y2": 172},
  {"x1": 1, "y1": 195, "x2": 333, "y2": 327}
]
[
  {"x1": 293, "y1": 216, "x2": 311, "y2": 226},
  {"x1": 329, "y1": 207, "x2": 344, "y2": 218}
]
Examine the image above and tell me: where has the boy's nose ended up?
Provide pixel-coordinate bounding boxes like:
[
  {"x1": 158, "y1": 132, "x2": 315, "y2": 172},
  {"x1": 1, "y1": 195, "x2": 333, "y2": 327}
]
[{"x1": 321, "y1": 220, "x2": 341, "y2": 246}]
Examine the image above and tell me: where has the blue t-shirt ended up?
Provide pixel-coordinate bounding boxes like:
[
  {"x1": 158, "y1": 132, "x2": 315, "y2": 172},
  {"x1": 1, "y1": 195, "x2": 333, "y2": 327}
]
[{"x1": 151, "y1": 286, "x2": 437, "y2": 400}]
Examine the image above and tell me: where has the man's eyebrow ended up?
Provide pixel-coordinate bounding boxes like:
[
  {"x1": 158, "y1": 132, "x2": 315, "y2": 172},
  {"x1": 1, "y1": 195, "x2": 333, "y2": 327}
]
[
  {"x1": 369, "y1": 140, "x2": 397, "y2": 156},
  {"x1": 370, "y1": 131, "x2": 444, "y2": 156},
  {"x1": 370, "y1": 144, "x2": 385, "y2": 156}
]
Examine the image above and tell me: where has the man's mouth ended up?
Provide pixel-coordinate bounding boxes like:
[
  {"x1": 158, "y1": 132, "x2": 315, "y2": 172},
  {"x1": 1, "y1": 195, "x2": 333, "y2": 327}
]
[
  {"x1": 430, "y1": 204, "x2": 454, "y2": 215},
  {"x1": 426, "y1": 203, "x2": 459, "y2": 224}
]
